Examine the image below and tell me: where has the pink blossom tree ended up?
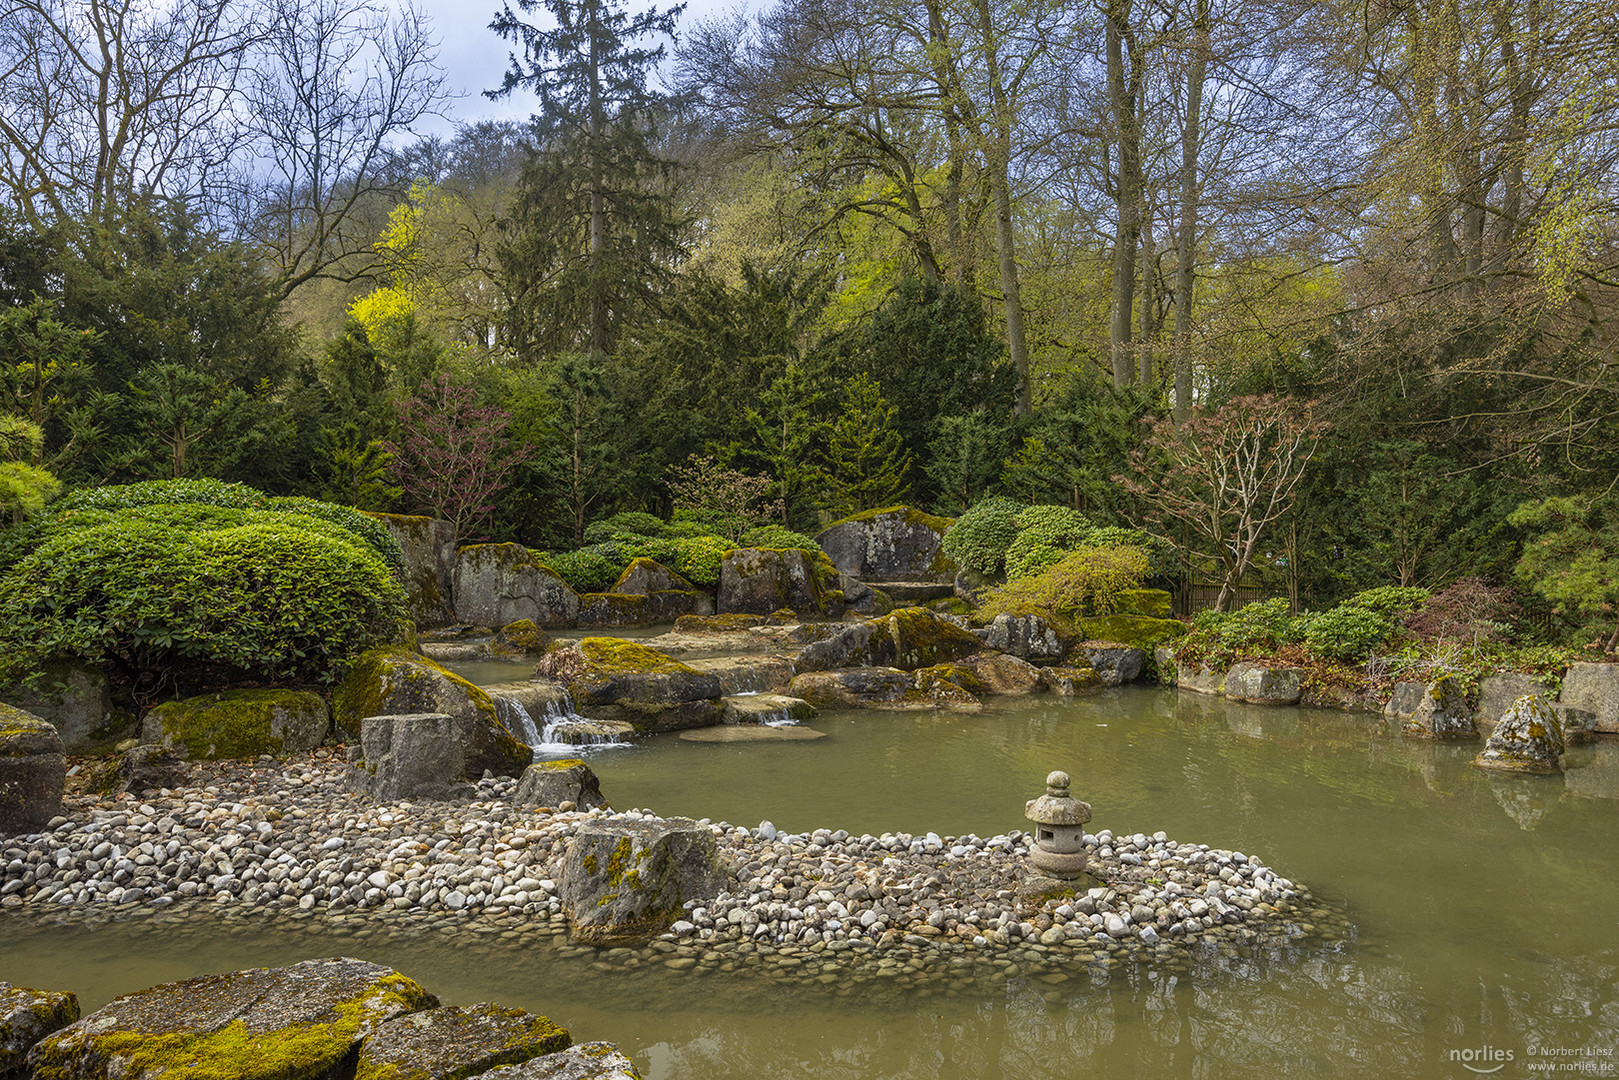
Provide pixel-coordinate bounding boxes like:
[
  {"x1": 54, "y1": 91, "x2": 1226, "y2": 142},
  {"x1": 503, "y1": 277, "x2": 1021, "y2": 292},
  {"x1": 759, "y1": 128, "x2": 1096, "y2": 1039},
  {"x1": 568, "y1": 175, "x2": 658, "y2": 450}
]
[{"x1": 385, "y1": 373, "x2": 530, "y2": 536}]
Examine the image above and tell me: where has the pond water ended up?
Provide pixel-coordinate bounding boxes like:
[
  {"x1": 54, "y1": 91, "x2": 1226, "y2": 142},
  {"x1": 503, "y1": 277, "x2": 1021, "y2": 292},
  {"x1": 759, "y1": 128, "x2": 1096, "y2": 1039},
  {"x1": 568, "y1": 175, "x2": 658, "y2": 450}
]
[{"x1": 6, "y1": 688, "x2": 1618, "y2": 1079}]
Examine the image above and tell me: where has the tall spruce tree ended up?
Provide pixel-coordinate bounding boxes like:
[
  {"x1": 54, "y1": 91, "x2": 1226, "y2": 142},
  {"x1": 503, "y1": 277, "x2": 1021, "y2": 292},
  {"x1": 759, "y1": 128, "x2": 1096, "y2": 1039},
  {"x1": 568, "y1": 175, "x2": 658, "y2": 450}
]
[{"x1": 490, "y1": 0, "x2": 686, "y2": 359}]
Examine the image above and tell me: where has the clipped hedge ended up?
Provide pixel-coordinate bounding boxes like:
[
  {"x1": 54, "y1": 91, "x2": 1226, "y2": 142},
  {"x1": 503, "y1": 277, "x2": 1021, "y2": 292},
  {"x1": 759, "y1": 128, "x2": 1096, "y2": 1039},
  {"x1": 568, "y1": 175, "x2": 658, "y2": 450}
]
[
  {"x1": 0, "y1": 495, "x2": 408, "y2": 687},
  {"x1": 740, "y1": 524, "x2": 821, "y2": 553},
  {"x1": 977, "y1": 545, "x2": 1151, "y2": 626},
  {"x1": 941, "y1": 496, "x2": 1024, "y2": 577}
]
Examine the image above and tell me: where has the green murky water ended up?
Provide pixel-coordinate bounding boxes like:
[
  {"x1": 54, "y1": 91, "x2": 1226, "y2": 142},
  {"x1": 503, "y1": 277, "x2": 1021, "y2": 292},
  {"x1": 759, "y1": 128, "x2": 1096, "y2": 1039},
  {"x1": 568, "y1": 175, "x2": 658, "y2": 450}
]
[{"x1": 6, "y1": 687, "x2": 1618, "y2": 1078}]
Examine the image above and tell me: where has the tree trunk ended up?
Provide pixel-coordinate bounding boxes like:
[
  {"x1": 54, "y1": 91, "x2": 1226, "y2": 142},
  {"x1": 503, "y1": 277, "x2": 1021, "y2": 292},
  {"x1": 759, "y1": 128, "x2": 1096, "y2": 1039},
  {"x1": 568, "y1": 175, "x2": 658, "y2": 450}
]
[
  {"x1": 973, "y1": 0, "x2": 1031, "y2": 417},
  {"x1": 588, "y1": 0, "x2": 609, "y2": 356},
  {"x1": 1106, "y1": 0, "x2": 1142, "y2": 389},
  {"x1": 1172, "y1": 0, "x2": 1208, "y2": 420}
]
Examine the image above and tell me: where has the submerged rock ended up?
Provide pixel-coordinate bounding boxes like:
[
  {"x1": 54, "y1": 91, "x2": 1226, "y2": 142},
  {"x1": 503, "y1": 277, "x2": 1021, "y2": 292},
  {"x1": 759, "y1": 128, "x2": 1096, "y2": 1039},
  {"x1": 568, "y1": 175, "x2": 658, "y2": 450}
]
[
  {"x1": 354, "y1": 1002, "x2": 571, "y2": 1080},
  {"x1": 559, "y1": 817, "x2": 727, "y2": 946},
  {"x1": 1, "y1": 982, "x2": 79, "y2": 1072},
  {"x1": 787, "y1": 668, "x2": 982, "y2": 712},
  {"x1": 0, "y1": 705, "x2": 64, "y2": 834},
  {"x1": 1474, "y1": 694, "x2": 1565, "y2": 774},
  {"x1": 794, "y1": 607, "x2": 982, "y2": 673},
  {"x1": 679, "y1": 725, "x2": 827, "y2": 742},
  {"x1": 140, "y1": 689, "x2": 329, "y2": 760},
  {"x1": 814, "y1": 505, "x2": 956, "y2": 583},
  {"x1": 26, "y1": 958, "x2": 437, "y2": 1080},
  {"x1": 513, "y1": 759, "x2": 609, "y2": 811}
]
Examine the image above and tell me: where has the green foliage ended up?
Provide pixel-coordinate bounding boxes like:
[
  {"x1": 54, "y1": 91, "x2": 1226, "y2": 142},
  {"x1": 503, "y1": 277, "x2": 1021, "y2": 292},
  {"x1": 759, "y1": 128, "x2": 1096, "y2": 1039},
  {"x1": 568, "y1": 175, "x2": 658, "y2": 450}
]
[
  {"x1": 1509, "y1": 494, "x2": 1619, "y2": 650},
  {"x1": 941, "y1": 495, "x2": 1024, "y2": 577},
  {"x1": 826, "y1": 373, "x2": 911, "y2": 514},
  {"x1": 740, "y1": 523, "x2": 820, "y2": 552},
  {"x1": 1083, "y1": 526, "x2": 1180, "y2": 580},
  {"x1": 1004, "y1": 505, "x2": 1093, "y2": 581},
  {"x1": 925, "y1": 413, "x2": 1011, "y2": 515},
  {"x1": 0, "y1": 416, "x2": 59, "y2": 522},
  {"x1": 1340, "y1": 586, "x2": 1430, "y2": 621},
  {"x1": 0, "y1": 506, "x2": 407, "y2": 689},
  {"x1": 1302, "y1": 604, "x2": 1398, "y2": 662},
  {"x1": 1182, "y1": 598, "x2": 1302, "y2": 665},
  {"x1": 542, "y1": 544, "x2": 627, "y2": 593},
  {"x1": 978, "y1": 545, "x2": 1151, "y2": 624},
  {"x1": 625, "y1": 534, "x2": 732, "y2": 586},
  {"x1": 584, "y1": 511, "x2": 667, "y2": 544}
]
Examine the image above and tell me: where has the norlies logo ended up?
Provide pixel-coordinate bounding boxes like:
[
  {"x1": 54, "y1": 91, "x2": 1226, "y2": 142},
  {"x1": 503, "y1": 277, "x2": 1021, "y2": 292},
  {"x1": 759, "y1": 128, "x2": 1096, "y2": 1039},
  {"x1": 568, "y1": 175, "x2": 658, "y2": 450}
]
[{"x1": 1449, "y1": 1046, "x2": 1516, "y2": 1074}]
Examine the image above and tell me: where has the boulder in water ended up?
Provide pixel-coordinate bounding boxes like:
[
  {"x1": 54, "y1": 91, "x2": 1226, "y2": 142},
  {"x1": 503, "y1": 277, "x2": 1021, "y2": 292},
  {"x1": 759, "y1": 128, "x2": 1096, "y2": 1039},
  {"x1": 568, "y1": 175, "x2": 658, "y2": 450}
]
[
  {"x1": 1474, "y1": 694, "x2": 1565, "y2": 774},
  {"x1": 794, "y1": 607, "x2": 981, "y2": 673},
  {"x1": 559, "y1": 817, "x2": 727, "y2": 946},
  {"x1": 513, "y1": 759, "x2": 608, "y2": 811},
  {"x1": 1039, "y1": 665, "x2": 1105, "y2": 695},
  {"x1": 1223, "y1": 662, "x2": 1305, "y2": 705},
  {"x1": 26, "y1": 957, "x2": 436, "y2": 1080},
  {"x1": 786, "y1": 668, "x2": 981, "y2": 712},
  {"x1": 679, "y1": 725, "x2": 826, "y2": 742},
  {"x1": 1558, "y1": 661, "x2": 1619, "y2": 735},
  {"x1": 1072, "y1": 642, "x2": 1146, "y2": 687},
  {"x1": 354, "y1": 1002, "x2": 571, "y2": 1080},
  {"x1": 974, "y1": 613, "x2": 1064, "y2": 661},
  {"x1": 716, "y1": 548, "x2": 844, "y2": 618},
  {"x1": 1, "y1": 982, "x2": 79, "y2": 1073},
  {"x1": 1403, "y1": 674, "x2": 1477, "y2": 739},
  {"x1": 479, "y1": 1042, "x2": 643, "y2": 1080},
  {"x1": 534, "y1": 639, "x2": 722, "y2": 733},
  {"x1": 719, "y1": 694, "x2": 817, "y2": 724}
]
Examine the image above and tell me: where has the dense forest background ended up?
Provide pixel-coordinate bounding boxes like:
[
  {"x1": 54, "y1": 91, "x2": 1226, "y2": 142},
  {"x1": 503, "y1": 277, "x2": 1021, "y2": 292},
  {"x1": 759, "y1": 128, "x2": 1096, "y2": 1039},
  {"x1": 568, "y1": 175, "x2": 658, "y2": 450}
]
[{"x1": 2, "y1": 0, "x2": 1617, "y2": 617}]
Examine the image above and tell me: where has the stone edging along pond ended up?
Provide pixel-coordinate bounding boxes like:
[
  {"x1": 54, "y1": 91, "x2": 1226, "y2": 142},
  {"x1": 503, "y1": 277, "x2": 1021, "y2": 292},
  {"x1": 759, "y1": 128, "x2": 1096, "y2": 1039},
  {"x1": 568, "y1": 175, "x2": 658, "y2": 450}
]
[{"x1": 1, "y1": 750, "x2": 1346, "y2": 987}]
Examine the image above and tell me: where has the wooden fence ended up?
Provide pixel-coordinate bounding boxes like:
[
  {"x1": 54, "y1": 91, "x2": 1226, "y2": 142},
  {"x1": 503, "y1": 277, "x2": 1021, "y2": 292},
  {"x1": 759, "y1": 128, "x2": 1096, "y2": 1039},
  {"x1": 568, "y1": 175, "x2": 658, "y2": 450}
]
[{"x1": 1173, "y1": 581, "x2": 1270, "y2": 616}]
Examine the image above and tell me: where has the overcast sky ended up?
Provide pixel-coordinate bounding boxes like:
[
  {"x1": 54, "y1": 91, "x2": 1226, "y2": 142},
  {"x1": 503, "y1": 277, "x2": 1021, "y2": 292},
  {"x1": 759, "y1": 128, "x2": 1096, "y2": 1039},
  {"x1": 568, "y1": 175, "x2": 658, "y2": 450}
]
[{"x1": 406, "y1": 0, "x2": 735, "y2": 135}]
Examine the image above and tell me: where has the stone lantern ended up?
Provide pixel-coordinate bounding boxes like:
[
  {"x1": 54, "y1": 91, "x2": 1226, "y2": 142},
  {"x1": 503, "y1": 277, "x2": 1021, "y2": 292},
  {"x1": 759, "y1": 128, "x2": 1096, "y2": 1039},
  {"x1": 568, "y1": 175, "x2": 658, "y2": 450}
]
[{"x1": 1025, "y1": 770, "x2": 1091, "y2": 879}]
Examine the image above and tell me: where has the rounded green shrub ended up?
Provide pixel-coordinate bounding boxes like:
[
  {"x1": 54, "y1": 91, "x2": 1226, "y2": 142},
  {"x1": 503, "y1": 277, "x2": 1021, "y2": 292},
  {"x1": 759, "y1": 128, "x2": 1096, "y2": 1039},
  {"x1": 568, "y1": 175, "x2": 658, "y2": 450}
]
[
  {"x1": 0, "y1": 508, "x2": 407, "y2": 687},
  {"x1": 1340, "y1": 585, "x2": 1430, "y2": 621},
  {"x1": 740, "y1": 524, "x2": 821, "y2": 552},
  {"x1": 941, "y1": 495, "x2": 1024, "y2": 577},
  {"x1": 541, "y1": 544, "x2": 626, "y2": 592},
  {"x1": 1004, "y1": 504, "x2": 1093, "y2": 581},
  {"x1": 1188, "y1": 597, "x2": 1302, "y2": 656},
  {"x1": 1303, "y1": 604, "x2": 1396, "y2": 661},
  {"x1": 583, "y1": 511, "x2": 667, "y2": 545},
  {"x1": 978, "y1": 544, "x2": 1150, "y2": 625}
]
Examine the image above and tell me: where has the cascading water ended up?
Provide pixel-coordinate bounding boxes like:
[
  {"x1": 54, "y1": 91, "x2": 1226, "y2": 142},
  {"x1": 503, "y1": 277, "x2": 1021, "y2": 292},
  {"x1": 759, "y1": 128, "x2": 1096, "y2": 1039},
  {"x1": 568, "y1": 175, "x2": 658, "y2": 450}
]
[{"x1": 491, "y1": 691, "x2": 631, "y2": 752}]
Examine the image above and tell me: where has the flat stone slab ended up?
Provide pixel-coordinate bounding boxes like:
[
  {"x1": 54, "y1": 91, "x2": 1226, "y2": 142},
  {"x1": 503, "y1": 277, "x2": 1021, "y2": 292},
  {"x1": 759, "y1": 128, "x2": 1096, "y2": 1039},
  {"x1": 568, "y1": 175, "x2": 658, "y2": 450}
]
[
  {"x1": 354, "y1": 1002, "x2": 571, "y2": 1080},
  {"x1": 481, "y1": 1042, "x2": 643, "y2": 1080},
  {"x1": 679, "y1": 725, "x2": 827, "y2": 742},
  {"x1": 867, "y1": 582, "x2": 955, "y2": 603},
  {"x1": 719, "y1": 694, "x2": 817, "y2": 724}
]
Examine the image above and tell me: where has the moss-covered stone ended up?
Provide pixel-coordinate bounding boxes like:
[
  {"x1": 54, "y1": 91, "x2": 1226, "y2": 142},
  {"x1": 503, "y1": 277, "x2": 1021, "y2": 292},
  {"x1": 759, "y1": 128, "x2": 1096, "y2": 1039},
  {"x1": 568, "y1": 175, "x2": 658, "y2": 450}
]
[
  {"x1": 1039, "y1": 665, "x2": 1104, "y2": 696},
  {"x1": 1403, "y1": 673, "x2": 1478, "y2": 740},
  {"x1": 795, "y1": 606, "x2": 982, "y2": 673},
  {"x1": 368, "y1": 513, "x2": 457, "y2": 629},
  {"x1": 354, "y1": 1003, "x2": 571, "y2": 1080},
  {"x1": 576, "y1": 593, "x2": 653, "y2": 630},
  {"x1": 534, "y1": 639, "x2": 722, "y2": 715},
  {"x1": 786, "y1": 668, "x2": 982, "y2": 712},
  {"x1": 2, "y1": 982, "x2": 80, "y2": 1073},
  {"x1": 453, "y1": 543, "x2": 579, "y2": 629},
  {"x1": 491, "y1": 620, "x2": 549, "y2": 657},
  {"x1": 611, "y1": 558, "x2": 695, "y2": 596},
  {"x1": 913, "y1": 663, "x2": 989, "y2": 697},
  {"x1": 139, "y1": 689, "x2": 329, "y2": 760},
  {"x1": 670, "y1": 613, "x2": 766, "y2": 633},
  {"x1": 331, "y1": 648, "x2": 530, "y2": 774},
  {"x1": 25, "y1": 958, "x2": 436, "y2": 1080},
  {"x1": 1073, "y1": 614, "x2": 1185, "y2": 651},
  {"x1": 815, "y1": 505, "x2": 957, "y2": 583},
  {"x1": 716, "y1": 548, "x2": 844, "y2": 619},
  {"x1": 1474, "y1": 693, "x2": 1565, "y2": 774},
  {"x1": 559, "y1": 818, "x2": 726, "y2": 946},
  {"x1": 0, "y1": 704, "x2": 65, "y2": 833}
]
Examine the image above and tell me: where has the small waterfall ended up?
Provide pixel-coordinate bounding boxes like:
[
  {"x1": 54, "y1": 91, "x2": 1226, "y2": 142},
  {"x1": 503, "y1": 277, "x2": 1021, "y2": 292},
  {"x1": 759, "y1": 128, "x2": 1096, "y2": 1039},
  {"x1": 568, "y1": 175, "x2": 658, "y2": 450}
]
[{"x1": 490, "y1": 689, "x2": 630, "y2": 751}]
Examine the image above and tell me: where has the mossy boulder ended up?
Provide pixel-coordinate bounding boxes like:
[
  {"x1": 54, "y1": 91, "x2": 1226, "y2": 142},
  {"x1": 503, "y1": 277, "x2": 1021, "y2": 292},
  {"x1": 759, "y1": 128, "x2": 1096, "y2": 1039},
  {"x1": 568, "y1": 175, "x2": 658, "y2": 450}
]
[
  {"x1": 1113, "y1": 588, "x2": 1173, "y2": 619},
  {"x1": 331, "y1": 647, "x2": 532, "y2": 775},
  {"x1": 2, "y1": 982, "x2": 80, "y2": 1073},
  {"x1": 716, "y1": 548, "x2": 843, "y2": 619},
  {"x1": 2, "y1": 660, "x2": 126, "y2": 753},
  {"x1": 1223, "y1": 663, "x2": 1305, "y2": 706},
  {"x1": 354, "y1": 1003, "x2": 571, "y2": 1080},
  {"x1": 513, "y1": 759, "x2": 608, "y2": 811},
  {"x1": 682, "y1": 655, "x2": 795, "y2": 695},
  {"x1": 139, "y1": 689, "x2": 329, "y2": 760},
  {"x1": 534, "y1": 639, "x2": 723, "y2": 733},
  {"x1": 26, "y1": 958, "x2": 436, "y2": 1080},
  {"x1": 1070, "y1": 642, "x2": 1146, "y2": 686},
  {"x1": 1073, "y1": 614, "x2": 1185, "y2": 652},
  {"x1": 1403, "y1": 674, "x2": 1478, "y2": 740},
  {"x1": 671, "y1": 613, "x2": 766, "y2": 633},
  {"x1": 349, "y1": 712, "x2": 534, "y2": 800},
  {"x1": 0, "y1": 705, "x2": 64, "y2": 834},
  {"x1": 952, "y1": 653, "x2": 1044, "y2": 695},
  {"x1": 612, "y1": 558, "x2": 695, "y2": 596},
  {"x1": 454, "y1": 544, "x2": 580, "y2": 629},
  {"x1": 794, "y1": 607, "x2": 981, "y2": 673},
  {"x1": 492, "y1": 620, "x2": 550, "y2": 657},
  {"x1": 1039, "y1": 665, "x2": 1105, "y2": 695},
  {"x1": 1558, "y1": 662, "x2": 1619, "y2": 735},
  {"x1": 786, "y1": 668, "x2": 981, "y2": 712},
  {"x1": 559, "y1": 817, "x2": 727, "y2": 946},
  {"x1": 369, "y1": 513, "x2": 457, "y2": 628},
  {"x1": 1475, "y1": 694, "x2": 1566, "y2": 774},
  {"x1": 576, "y1": 593, "x2": 653, "y2": 630},
  {"x1": 913, "y1": 663, "x2": 989, "y2": 697},
  {"x1": 975, "y1": 613, "x2": 1065, "y2": 662},
  {"x1": 718, "y1": 694, "x2": 817, "y2": 724},
  {"x1": 814, "y1": 505, "x2": 957, "y2": 583}
]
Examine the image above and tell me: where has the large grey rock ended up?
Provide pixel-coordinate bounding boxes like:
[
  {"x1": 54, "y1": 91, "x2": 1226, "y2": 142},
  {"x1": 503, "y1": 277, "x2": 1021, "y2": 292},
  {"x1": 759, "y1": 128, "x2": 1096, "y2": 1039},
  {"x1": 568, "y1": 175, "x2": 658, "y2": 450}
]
[
  {"x1": 1403, "y1": 675, "x2": 1477, "y2": 739},
  {"x1": 838, "y1": 575, "x2": 893, "y2": 617},
  {"x1": 1223, "y1": 662, "x2": 1305, "y2": 705},
  {"x1": 0, "y1": 705, "x2": 64, "y2": 835},
  {"x1": 513, "y1": 759, "x2": 608, "y2": 811},
  {"x1": 1073, "y1": 642, "x2": 1146, "y2": 687},
  {"x1": 1168, "y1": 657, "x2": 1225, "y2": 696},
  {"x1": 794, "y1": 607, "x2": 981, "y2": 673},
  {"x1": 350, "y1": 712, "x2": 533, "y2": 800},
  {"x1": 814, "y1": 506, "x2": 955, "y2": 582},
  {"x1": 559, "y1": 817, "x2": 727, "y2": 946},
  {"x1": 1559, "y1": 662, "x2": 1619, "y2": 735},
  {"x1": 683, "y1": 655, "x2": 796, "y2": 695},
  {"x1": 355, "y1": 1002, "x2": 571, "y2": 1080},
  {"x1": 611, "y1": 558, "x2": 694, "y2": 595},
  {"x1": 786, "y1": 668, "x2": 981, "y2": 712},
  {"x1": 371, "y1": 513, "x2": 457, "y2": 628},
  {"x1": 332, "y1": 648, "x2": 532, "y2": 775},
  {"x1": 26, "y1": 958, "x2": 436, "y2": 1080},
  {"x1": 482, "y1": 1042, "x2": 642, "y2": 1080},
  {"x1": 534, "y1": 640, "x2": 723, "y2": 734},
  {"x1": 1475, "y1": 694, "x2": 1565, "y2": 774},
  {"x1": 1476, "y1": 673, "x2": 1551, "y2": 729},
  {"x1": 718, "y1": 694, "x2": 817, "y2": 724},
  {"x1": 2, "y1": 982, "x2": 79, "y2": 1073},
  {"x1": 952, "y1": 652, "x2": 1043, "y2": 695},
  {"x1": 90, "y1": 745, "x2": 189, "y2": 796},
  {"x1": 1, "y1": 661, "x2": 122, "y2": 752},
  {"x1": 716, "y1": 548, "x2": 843, "y2": 618},
  {"x1": 1383, "y1": 681, "x2": 1429, "y2": 724},
  {"x1": 576, "y1": 593, "x2": 654, "y2": 630},
  {"x1": 139, "y1": 690, "x2": 329, "y2": 760},
  {"x1": 455, "y1": 543, "x2": 580, "y2": 629},
  {"x1": 975, "y1": 614, "x2": 1064, "y2": 661}
]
